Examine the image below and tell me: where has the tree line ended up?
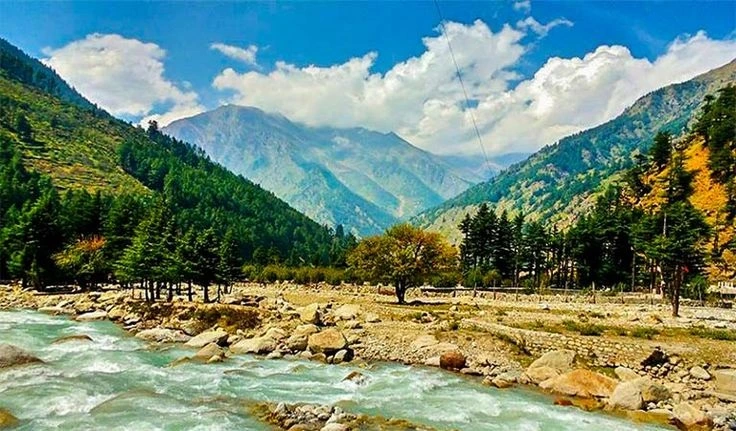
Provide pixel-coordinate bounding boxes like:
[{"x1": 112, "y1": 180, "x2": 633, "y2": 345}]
[
  {"x1": 0, "y1": 120, "x2": 356, "y2": 300},
  {"x1": 454, "y1": 88, "x2": 735, "y2": 316}
]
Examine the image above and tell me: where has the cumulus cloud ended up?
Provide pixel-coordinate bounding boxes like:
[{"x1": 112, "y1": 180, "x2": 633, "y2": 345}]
[
  {"x1": 212, "y1": 23, "x2": 736, "y2": 157},
  {"x1": 517, "y1": 17, "x2": 573, "y2": 37},
  {"x1": 513, "y1": 0, "x2": 531, "y2": 13},
  {"x1": 42, "y1": 33, "x2": 204, "y2": 126},
  {"x1": 214, "y1": 20, "x2": 526, "y2": 135},
  {"x1": 211, "y1": 42, "x2": 258, "y2": 66}
]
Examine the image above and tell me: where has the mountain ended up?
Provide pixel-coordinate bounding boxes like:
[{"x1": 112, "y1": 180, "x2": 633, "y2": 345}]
[
  {"x1": 163, "y1": 106, "x2": 475, "y2": 236},
  {"x1": 415, "y1": 59, "x2": 736, "y2": 242},
  {"x1": 438, "y1": 152, "x2": 532, "y2": 183},
  {"x1": 0, "y1": 37, "x2": 344, "y2": 267}
]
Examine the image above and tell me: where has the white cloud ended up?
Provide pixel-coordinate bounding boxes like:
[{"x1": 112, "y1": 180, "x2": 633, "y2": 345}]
[
  {"x1": 516, "y1": 17, "x2": 573, "y2": 37},
  {"x1": 42, "y1": 33, "x2": 204, "y2": 126},
  {"x1": 513, "y1": 0, "x2": 531, "y2": 13},
  {"x1": 211, "y1": 42, "x2": 258, "y2": 66},
  {"x1": 214, "y1": 19, "x2": 526, "y2": 135},
  {"x1": 212, "y1": 24, "x2": 736, "y2": 157}
]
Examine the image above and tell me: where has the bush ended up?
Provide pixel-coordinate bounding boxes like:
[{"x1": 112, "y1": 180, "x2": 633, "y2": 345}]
[
  {"x1": 689, "y1": 327, "x2": 736, "y2": 341},
  {"x1": 630, "y1": 327, "x2": 659, "y2": 340},
  {"x1": 562, "y1": 319, "x2": 604, "y2": 336},
  {"x1": 430, "y1": 271, "x2": 462, "y2": 287}
]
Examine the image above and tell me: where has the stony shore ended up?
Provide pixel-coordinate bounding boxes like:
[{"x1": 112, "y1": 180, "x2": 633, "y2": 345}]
[{"x1": 1, "y1": 282, "x2": 735, "y2": 431}]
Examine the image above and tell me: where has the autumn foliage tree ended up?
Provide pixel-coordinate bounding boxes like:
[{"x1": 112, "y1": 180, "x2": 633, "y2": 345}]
[{"x1": 348, "y1": 224, "x2": 457, "y2": 304}]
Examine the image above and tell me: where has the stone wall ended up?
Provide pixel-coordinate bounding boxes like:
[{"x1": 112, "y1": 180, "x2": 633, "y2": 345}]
[{"x1": 462, "y1": 319, "x2": 652, "y2": 369}]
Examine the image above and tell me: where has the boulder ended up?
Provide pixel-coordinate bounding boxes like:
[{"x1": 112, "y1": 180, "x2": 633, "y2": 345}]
[
  {"x1": 333, "y1": 349, "x2": 352, "y2": 364},
  {"x1": 52, "y1": 334, "x2": 93, "y2": 344},
  {"x1": 539, "y1": 369, "x2": 617, "y2": 398},
  {"x1": 333, "y1": 304, "x2": 360, "y2": 321},
  {"x1": 286, "y1": 335, "x2": 309, "y2": 352},
  {"x1": 439, "y1": 351, "x2": 466, "y2": 370},
  {"x1": 321, "y1": 424, "x2": 348, "y2": 431},
  {"x1": 364, "y1": 313, "x2": 381, "y2": 323},
  {"x1": 135, "y1": 328, "x2": 191, "y2": 344},
  {"x1": 525, "y1": 366, "x2": 560, "y2": 385},
  {"x1": 263, "y1": 327, "x2": 288, "y2": 341},
  {"x1": 293, "y1": 324, "x2": 320, "y2": 338},
  {"x1": 609, "y1": 378, "x2": 645, "y2": 410},
  {"x1": 107, "y1": 306, "x2": 126, "y2": 321},
  {"x1": 230, "y1": 336, "x2": 277, "y2": 355},
  {"x1": 194, "y1": 342, "x2": 224, "y2": 362},
  {"x1": 688, "y1": 366, "x2": 710, "y2": 380},
  {"x1": 672, "y1": 402, "x2": 712, "y2": 430},
  {"x1": 614, "y1": 367, "x2": 640, "y2": 381},
  {"x1": 528, "y1": 350, "x2": 576, "y2": 373},
  {"x1": 713, "y1": 369, "x2": 736, "y2": 396},
  {"x1": 308, "y1": 329, "x2": 347, "y2": 354},
  {"x1": 75, "y1": 310, "x2": 108, "y2": 321},
  {"x1": 410, "y1": 334, "x2": 439, "y2": 351},
  {"x1": 343, "y1": 371, "x2": 368, "y2": 385},
  {"x1": 299, "y1": 304, "x2": 321, "y2": 325},
  {"x1": 184, "y1": 330, "x2": 229, "y2": 348},
  {"x1": 424, "y1": 356, "x2": 441, "y2": 367},
  {"x1": 641, "y1": 380, "x2": 671, "y2": 403},
  {"x1": 0, "y1": 344, "x2": 42, "y2": 369},
  {"x1": 0, "y1": 407, "x2": 18, "y2": 428}
]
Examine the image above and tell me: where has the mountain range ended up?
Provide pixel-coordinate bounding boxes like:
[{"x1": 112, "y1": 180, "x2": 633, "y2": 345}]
[
  {"x1": 0, "y1": 37, "x2": 342, "y2": 265},
  {"x1": 414, "y1": 58, "x2": 736, "y2": 242},
  {"x1": 164, "y1": 106, "x2": 483, "y2": 236}
]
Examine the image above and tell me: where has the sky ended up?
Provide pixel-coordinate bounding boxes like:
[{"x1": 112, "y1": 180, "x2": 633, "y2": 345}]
[{"x1": 1, "y1": 1, "x2": 735, "y2": 157}]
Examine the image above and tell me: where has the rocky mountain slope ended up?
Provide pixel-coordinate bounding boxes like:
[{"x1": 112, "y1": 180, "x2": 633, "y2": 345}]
[
  {"x1": 164, "y1": 106, "x2": 476, "y2": 236},
  {"x1": 415, "y1": 59, "x2": 736, "y2": 241}
]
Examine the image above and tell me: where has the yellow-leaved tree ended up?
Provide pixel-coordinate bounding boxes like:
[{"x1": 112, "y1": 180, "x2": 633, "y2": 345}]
[{"x1": 348, "y1": 224, "x2": 457, "y2": 304}]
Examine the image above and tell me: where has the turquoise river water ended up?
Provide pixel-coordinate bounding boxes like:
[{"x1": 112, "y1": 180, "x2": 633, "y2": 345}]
[{"x1": 0, "y1": 310, "x2": 670, "y2": 430}]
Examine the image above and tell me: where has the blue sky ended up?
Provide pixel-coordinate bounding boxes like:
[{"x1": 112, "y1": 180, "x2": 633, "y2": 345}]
[{"x1": 1, "y1": 1, "x2": 735, "y2": 156}]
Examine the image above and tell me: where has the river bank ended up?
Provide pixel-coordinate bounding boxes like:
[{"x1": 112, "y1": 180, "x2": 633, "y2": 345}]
[{"x1": 1, "y1": 283, "x2": 734, "y2": 430}]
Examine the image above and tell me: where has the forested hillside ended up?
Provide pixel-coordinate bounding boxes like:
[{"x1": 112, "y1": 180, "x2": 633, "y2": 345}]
[
  {"x1": 0, "y1": 38, "x2": 354, "y2": 293},
  {"x1": 164, "y1": 105, "x2": 474, "y2": 236},
  {"x1": 453, "y1": 86, "x2": 735, "y2": 315},
  {"x1": 416, "y1": 59, "x2": 736, "y2": 241}
]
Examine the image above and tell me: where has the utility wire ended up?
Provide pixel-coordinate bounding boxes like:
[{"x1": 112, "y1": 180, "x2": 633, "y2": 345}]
[{"x1": 433, "y1": 0, "x2": 493, "y2": 179}]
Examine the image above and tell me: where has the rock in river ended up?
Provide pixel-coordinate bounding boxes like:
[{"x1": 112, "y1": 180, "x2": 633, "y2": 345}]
[
  {"x1": 539, "y1": 369, "x2": 617, "y2": 398},
  {"x1": 184, "y1": 329, "x2": 229, "y2": 348},
  {"x1": 308, "y1": 329, "x2": 347, "y2": 354},
  {"x1": 0, "y1": 344, "x2": 42, "y2": 369}
]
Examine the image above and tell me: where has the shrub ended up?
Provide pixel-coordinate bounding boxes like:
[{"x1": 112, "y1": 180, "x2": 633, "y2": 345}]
[
  {"x1": 562, "y1": 319, "x2": 604, "y2": 336},
  {"x1": 631, "y1": 327, "x2": 659, "y2": 340},
  {"x1": 689, "y1": 327, "x2": 736, "y2": 341}
]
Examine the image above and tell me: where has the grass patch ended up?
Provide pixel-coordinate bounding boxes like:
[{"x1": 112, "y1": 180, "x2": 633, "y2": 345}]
[
  {"x1": 562, "y1": 319, "x2": 604, "y2": 336},
  {"x1": 180, "y1": 305, "x2": 261, "y2": 333},
  {"x1": 630, "y1": 327, "x2": 660, "y2": 340},
  {"x1": 688, "y1": 327, "x2": 736, "y2": 341}
]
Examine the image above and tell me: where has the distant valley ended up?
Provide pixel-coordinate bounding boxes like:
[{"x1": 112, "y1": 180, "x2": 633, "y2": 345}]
[{"x1": 165, "y1": 106, "x2": 495, "y2": 235}]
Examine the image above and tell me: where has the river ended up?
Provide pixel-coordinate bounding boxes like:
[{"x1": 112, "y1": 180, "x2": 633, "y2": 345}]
[{"x1": 0, "y1": 310, "x2": 669, "y2": 430}]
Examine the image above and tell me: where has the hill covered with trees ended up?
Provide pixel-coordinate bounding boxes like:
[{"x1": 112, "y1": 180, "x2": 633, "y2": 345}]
[
  {"x1": 453, "y1": 87, "x2": 735, "y2": 316},
  {"x1": 415, "y1": 59, "x2": 736, "y2": 242},
  {"x1": 0, "y1": 38, "x2": 354, "y2": 296}
]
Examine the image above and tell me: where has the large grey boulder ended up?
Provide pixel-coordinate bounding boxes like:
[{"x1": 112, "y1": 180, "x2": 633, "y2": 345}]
[
  {"x1": 713, "y1": 369, "x2": 736, "y2": 395},
  {"x1": 0, "y1": 344, "x2": 42, "y2": 369},
  {"x1": 672, "y1": 402, "x2": 712, "y2": 429},
  {"x1": 609, "y1": 378, "x2": 646, "y2": 410},
  {"x1": 307, "y1": 329, "x2": 347, "y2": 354},
  {"x1": 528, "y1": 350, "x2": 576, "y2": 373},
  {"x1": 75, "y1": 310, "x2": 108, "y2": 321},
  {"x1": 230, "y1": 336, "x2": 277, "y2": 355},
  {"x1": 135, "y1": 328, "x2": 191, "y2": 343},
  {"x1": 332, "y1": 304, "x2": 360, "y2": 321},
  {"x1": 184, "y1": 330, "x2": 229, "y2": 348},
  {"x1": 299, "y1": 304, "x2": 321, "y2": 325}
]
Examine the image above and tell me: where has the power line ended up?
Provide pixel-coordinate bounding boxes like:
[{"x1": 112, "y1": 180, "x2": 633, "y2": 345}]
[{"x1": 433, "y1": 0, "x2": 493, "y2": 178}]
